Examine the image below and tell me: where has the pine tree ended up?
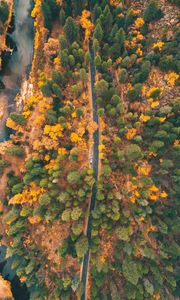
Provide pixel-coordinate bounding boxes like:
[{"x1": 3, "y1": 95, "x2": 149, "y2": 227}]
[
  {"x1": 93, "y1": 22, "x2": 103, "y2": 41},
  {"x1": 64, "y1": 17, "x2": 79, "y2": 43},
  {"x1": 59, "y1": 8, "x2": 66, "y2": 26}
]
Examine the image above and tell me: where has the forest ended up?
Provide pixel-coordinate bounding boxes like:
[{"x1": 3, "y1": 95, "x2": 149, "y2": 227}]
[{"x1": 0, "y1": 0, "x2": 179, "y2": 299}]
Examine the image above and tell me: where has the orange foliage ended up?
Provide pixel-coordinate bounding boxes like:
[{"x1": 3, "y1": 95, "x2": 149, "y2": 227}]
[
  {"x1": 165, "y1": 72, "x2": 179, "y2": 86},
  {"x1": 139, "y1": 114, "x2": 150, "y2": 122},
  {"x1": 80, "y1": 10, "x2": 94, "y2": 41},
  {"x1": 6, "y1": 118, "x2": 23, "y2": 132},
  {"x1": 126, "y1": 128, "x2": 137, "y2": 140},
  {"x1": 43, "y1": 124, "x2": 64, "y2": 140},
  {"x1": 9, "y1": 182, "x2": 46, "y2": 206},
  {"x1": 134, "y1": 18, "x2": 144, "y2": 28}
]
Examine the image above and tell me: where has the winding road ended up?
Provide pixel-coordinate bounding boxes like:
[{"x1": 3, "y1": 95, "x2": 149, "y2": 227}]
[{"x1": 81, "y1": 39, "x2": 99, "y2": 300}]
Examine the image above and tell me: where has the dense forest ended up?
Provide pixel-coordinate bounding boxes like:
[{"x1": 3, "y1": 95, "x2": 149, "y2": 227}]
[{"x1": 0, "y1": 0, "x2": 179, "y2": 299}]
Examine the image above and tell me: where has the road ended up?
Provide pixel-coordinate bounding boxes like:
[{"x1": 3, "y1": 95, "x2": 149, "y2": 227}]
[{"x1": 81, "y1": 39, "x2": 99, "y2": 300}]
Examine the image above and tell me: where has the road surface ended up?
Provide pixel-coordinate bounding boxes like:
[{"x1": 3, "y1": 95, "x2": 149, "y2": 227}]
[{"x1": 81, "y1": 38, "x2": 99, "y2": 300}]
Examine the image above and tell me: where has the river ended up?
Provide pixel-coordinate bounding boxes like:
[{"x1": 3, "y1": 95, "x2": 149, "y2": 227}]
[
  {"x1": 0, "y1": 0, "x2": 34, "y2": 141},
  {"x1": 0, "y1": 0, "x2": 34, "y2": 298}
]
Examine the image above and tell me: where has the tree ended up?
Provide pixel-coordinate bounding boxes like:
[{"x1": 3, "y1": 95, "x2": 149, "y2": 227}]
[
  {"x1": 67, "y1": 171, "x2": 81, "y2": 185},
  {"x1": 0, "y1": 159, "x2": 10, "y2": 174},
  {"x1": 6, "y1": 146, "x2": 24, "y2": 157},
  {"x1": 41, "y1": 80, "x2": 52, "y2": 97},
  {"x1": 122, "y1": 260, "x2": 140, "y2": 285},
  {"x1": 64, "y1": 17, "x2": 79, "y2": 43},
  {"x1": 144, "y1": 0, "x2": 163, "y2": 22},
  {"x1": 102, "y1": 5, "x2": 113, "y2": 33},
  {"x1": 94, "y1": 4, "x2": 102, "y2": 21},
  {"x1": 119, "y1": 68, "x2": 128, "y2": 84},
  {"x1": 125, "y1": 144, "x2": 143, "y2": 160},
  {"x1": 72, "y1": 223, "x2": 83, "y2": 236},
  {"x1": 94, "y1": 55, "x2": 102, "y2": 68},
  {"x1": 42, "y1": 0, "x2": 60, "y2": 30},
  {"x1": 95, "y1": 79, "x2": 109, "y2": 97},
  {"x1": 59, "y1": 8, "x2": 66, "y2": 26},
  {"x1": 73, "y1": 0, "x2": 83, "y2": 16},
  {"x1": 127, "y1": 83, "x2": 142, "y2": 102},
  {"x1": 111, "y1": 28, "x2": 125, "y2": 58},
  {"x1": 52, "y1": 70, "x2": 64, "y2": 85},
  {"x1": 0, "y1": 1, "x2": 9, "y2": 24},
  {"x1": 59, "y1": 35, "x2": 68, "y2": 50},
  {"x1": 93, "y1": 23, "x2": 103, "y2": 41},
  {"x1": 80, "y1": 68, "x2": 88, "y2": 84},
  {"x1": 71, "y1": 207, "x2": 82, "y2": 221},
  {"x1": 10, "y1": 112, "x2": 26, "y2": 125},
  {"x1": 75, "y1": 236, "x2": 88, "y2": 258}
]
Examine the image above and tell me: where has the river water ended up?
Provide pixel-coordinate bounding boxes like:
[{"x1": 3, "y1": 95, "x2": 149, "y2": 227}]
[
  {"x1": 0, "y1": 0, "x2": 34, "y2": 141},
  {"x1": 0, "y1": 0, "x2": 34, "y2": 298}
]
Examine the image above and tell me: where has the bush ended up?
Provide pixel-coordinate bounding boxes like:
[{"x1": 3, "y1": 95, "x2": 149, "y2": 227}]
[{"x1": 144, "y1": 0, "x2": 163, "y2": 22}]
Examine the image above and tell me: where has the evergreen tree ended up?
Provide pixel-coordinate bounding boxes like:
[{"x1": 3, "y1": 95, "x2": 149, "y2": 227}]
[
  {"x1": 59, "y1": 8, "x2": 66, "y2": 26},
  {"x1": 93, "y1": 23, "x2": 103, "y2": 41},
  {"x1": 64, "y1": 17, "x2": 79, "y2": 43},
  {"x1": 0, "y1": 1, "x2": 9, "y2": 24},
  {"x1": 73, "y1": 0, "x2": 83, "y2": 16},
  {"x1": 144, "y1": 0, "x2": 163, "y2": 22}
]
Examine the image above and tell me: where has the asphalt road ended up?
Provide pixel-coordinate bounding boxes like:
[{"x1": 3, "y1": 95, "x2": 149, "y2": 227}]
[{"x1": 81, "y1": 39, "x2": 99, "y2": 300}]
